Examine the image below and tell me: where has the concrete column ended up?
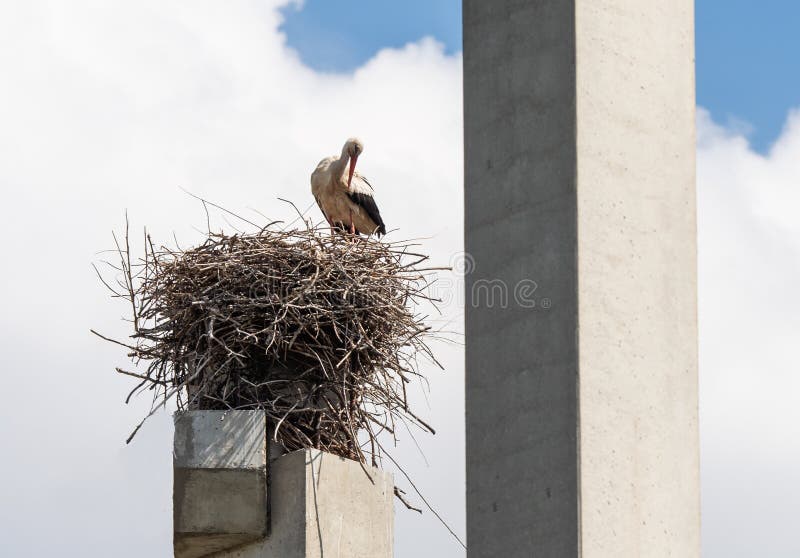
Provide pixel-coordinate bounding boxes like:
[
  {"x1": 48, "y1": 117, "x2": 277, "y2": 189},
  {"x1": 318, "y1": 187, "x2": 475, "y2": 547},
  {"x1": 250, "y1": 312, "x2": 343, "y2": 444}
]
[
  {"x1": 173, "y1": 411, "x2": 394, "y2": 558},
  {"x1": 464, "y1": 2, "x2": 699, "y2": 557},
  {"x1": 174, "y1": 411, "x2": 269, "y2": 557}
]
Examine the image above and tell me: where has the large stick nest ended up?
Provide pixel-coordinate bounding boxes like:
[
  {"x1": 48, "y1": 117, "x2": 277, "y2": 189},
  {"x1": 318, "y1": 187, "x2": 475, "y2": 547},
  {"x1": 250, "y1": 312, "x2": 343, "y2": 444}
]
[{"x1": 96, "y1": 222, "x2": 443, "y2": 469}]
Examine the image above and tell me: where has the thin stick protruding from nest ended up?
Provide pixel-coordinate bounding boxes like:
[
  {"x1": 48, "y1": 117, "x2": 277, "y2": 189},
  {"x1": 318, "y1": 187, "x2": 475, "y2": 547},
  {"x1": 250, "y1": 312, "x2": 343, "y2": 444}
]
[{"x1": 95, "y1": 216, "x2": 443, "y2": 471}]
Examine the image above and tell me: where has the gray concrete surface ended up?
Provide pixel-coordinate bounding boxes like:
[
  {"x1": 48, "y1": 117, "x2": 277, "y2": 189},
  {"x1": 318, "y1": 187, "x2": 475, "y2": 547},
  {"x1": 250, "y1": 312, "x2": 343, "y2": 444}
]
[
  {"x1": 228, "y1": 450, "x2": 394, "y2": 558},
  {"x1": 173, "y1": 411, "x2": 393, "y2": 557},
  {"x1": 174, "y1": 411, "x2": 268, "y2": 469},
  {"x1": 173, "y1": 411, "x2": 268, "y2": 558},
  {"x1": 464, "y1": 1, "x2": 699, "y2": 557}
]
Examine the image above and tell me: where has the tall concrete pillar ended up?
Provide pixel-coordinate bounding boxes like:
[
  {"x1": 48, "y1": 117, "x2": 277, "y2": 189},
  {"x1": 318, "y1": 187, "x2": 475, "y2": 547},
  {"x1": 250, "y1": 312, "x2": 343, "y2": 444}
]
[
  {"x1": 173, "y1": 411, "x2": 394, "y2": 558},
  {"x1": 464, "y1": 2, "x2": 699, "y2": 557}
]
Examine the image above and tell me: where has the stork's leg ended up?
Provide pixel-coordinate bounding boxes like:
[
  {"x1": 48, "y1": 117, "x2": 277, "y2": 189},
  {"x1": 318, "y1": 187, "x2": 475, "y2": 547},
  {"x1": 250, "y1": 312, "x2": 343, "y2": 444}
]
[{"x1": 349, "y1": 210, "x2": 356, "y2": 235}]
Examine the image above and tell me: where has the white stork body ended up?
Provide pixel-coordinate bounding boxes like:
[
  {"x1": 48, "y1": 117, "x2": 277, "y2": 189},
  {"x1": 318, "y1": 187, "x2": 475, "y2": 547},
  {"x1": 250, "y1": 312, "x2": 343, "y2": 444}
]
[{"x1": 311, "y1": 138, "x2": 386, "y2": 237}]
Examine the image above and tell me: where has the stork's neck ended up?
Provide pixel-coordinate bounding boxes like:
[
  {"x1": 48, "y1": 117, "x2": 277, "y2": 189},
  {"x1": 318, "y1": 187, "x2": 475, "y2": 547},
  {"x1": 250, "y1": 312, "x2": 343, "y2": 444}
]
[{"x1": 331, "y1": 146, "x2": 350, "y2": 179}]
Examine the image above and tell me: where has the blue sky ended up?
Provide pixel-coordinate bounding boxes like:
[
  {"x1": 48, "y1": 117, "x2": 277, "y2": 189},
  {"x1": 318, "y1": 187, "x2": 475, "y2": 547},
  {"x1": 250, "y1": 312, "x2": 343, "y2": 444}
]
[
  {"x1": 280, "y1": 1, "x2": 461, "y2": 69},
  {"x1": 696, "y1": 0, "x2": 800, "y2": 152},
  {"x1": 0, "y1": 3, "x2": 797, "y2": 557},
  {"x1": 282, "y1": 0, "x2": 800, "y2": 153}
]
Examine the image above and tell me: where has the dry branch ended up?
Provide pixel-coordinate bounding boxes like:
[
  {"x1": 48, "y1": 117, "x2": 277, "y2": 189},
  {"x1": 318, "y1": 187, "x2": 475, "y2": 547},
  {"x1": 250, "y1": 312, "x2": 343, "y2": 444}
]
[{"x1": 95, "y1": 220, "x2": 443, "y2": 469}]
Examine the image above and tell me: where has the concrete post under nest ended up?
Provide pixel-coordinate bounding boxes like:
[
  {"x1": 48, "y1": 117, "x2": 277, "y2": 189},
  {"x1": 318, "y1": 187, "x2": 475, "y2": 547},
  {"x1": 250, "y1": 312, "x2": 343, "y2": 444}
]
[{"x1": 173, "y1": 410, "x2": 394, "y2": 558}]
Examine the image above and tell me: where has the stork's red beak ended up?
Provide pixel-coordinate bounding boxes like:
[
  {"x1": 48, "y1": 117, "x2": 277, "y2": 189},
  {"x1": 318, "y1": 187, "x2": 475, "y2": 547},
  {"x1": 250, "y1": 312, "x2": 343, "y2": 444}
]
[{"x1": 348, "y1": 154, "x2": 358, "y2": 188}]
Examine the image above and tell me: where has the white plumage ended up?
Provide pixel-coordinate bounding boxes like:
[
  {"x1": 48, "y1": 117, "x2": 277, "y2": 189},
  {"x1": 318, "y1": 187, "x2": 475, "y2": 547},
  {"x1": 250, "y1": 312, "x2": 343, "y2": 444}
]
[{"x1": 311, "y1": 138, "x2": 386, "y2": 237}]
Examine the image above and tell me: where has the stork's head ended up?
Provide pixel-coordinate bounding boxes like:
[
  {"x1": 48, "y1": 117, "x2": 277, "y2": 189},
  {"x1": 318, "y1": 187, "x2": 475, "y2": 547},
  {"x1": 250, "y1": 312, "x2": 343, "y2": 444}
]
[{"x1": 343, "y1": 137, "x2": 364, "y2": 188}]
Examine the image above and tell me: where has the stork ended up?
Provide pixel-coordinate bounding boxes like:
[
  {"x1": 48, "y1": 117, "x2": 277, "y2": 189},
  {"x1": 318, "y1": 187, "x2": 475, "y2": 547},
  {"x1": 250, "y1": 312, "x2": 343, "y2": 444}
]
[{"x1": 311, "y1": 138, "x2": 386, "y2": 237}]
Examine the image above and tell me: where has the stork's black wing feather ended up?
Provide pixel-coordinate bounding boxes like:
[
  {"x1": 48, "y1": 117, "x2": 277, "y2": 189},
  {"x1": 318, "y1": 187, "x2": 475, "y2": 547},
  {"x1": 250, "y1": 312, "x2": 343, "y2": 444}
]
[{"x1": 348, "y1": 190, "x2": 386, "y2": 236}]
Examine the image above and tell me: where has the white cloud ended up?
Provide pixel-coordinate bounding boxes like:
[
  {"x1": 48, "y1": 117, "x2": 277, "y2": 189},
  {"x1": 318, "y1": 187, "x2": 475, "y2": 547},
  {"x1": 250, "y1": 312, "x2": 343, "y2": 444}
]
[
  {"x1": 698, "y1": 109, "x2": 800, "y2": 557},
  {"x1": 2, "y1": 2, "x2": 799, "y2": 557},
  {"x1": 0, "y1": 2, "x2": 463, "y2": 556}
]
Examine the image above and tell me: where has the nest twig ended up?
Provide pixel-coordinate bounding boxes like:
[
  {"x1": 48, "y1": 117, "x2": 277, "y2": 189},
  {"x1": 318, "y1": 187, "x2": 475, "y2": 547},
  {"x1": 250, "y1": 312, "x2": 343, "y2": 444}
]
[{"x1": 94, "y1": 218, "x2": 444, "y2": 469}]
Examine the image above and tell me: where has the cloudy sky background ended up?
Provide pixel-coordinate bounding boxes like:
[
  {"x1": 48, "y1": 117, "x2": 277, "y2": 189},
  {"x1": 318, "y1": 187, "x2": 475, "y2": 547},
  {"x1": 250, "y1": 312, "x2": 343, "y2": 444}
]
[{"x1": 0, "y1": 1, "x2": 797, "y2": 556}]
